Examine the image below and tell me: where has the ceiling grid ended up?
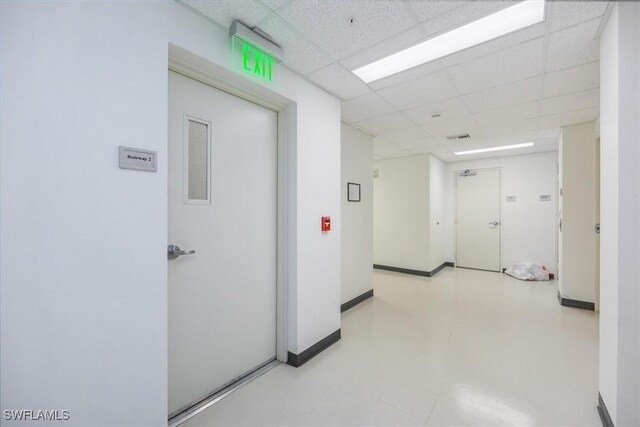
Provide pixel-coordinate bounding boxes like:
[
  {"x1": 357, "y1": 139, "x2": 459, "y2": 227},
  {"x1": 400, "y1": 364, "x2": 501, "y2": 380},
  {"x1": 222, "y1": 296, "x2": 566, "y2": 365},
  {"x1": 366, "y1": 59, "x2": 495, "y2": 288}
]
[{"x1": 179, "y1": 0, "x2": 609, "y2": 161}]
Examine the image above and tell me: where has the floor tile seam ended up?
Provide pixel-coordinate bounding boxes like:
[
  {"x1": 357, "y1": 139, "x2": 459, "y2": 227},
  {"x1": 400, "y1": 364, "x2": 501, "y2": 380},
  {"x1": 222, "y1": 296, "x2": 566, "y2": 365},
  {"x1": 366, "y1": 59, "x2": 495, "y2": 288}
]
[{"x1": 423, "y1": 391, "x2": 443, "y2": 426}]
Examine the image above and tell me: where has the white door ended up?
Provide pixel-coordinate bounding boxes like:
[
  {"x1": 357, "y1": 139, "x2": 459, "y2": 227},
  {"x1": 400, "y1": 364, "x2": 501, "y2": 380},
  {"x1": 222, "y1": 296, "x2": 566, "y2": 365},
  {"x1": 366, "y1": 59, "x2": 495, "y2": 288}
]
[
  {"x1": 168, "y1": 71, "x2": 277, "y2": 416},
  {"x1": 456, "y1": 169, "x2": 501, "y2": 272}
]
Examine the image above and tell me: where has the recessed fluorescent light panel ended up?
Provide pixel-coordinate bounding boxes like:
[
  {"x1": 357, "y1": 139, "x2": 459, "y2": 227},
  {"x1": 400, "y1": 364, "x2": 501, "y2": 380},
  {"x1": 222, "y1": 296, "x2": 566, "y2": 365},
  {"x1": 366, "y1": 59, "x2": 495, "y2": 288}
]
[
  {"x1": 353, "y1": 0, "x2": 545, "y2": 83},
  {"x1": 454, "y1": 142, "x2": 534, "y2": 156}
]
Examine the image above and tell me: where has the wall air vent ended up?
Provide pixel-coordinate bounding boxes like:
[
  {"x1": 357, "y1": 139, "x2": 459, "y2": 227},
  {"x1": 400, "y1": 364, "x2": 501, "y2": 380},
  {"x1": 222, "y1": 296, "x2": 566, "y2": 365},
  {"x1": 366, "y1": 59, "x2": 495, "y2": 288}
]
[{"x1": 446, "y1": 133, "x2": 472, "y2": 141}]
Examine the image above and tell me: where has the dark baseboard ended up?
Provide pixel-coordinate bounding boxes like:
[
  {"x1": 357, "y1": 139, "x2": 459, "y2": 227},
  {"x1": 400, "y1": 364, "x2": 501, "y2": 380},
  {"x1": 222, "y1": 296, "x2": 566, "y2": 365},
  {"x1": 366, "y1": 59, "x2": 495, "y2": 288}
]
[
  {"x1": 374, "y1": 264, "x2": 430, "y2": 276},
  {"x1": 341, "y1": 289, "x2": 374, "y2": 313},
  {"x1": 501, "y1": 267, "x2": 555, "y2": 280},
  {"x1": 373, "y1": 262, "x2": 453, "y2": 278},
  {"x1": 286, "y1": 329, "x2": 341, "y2": 368},
  {"x1": 597, "y1": 392, "x2": 614, "y2": 427},
  {"x1": 430, "y1": 262, "x2": 454, "y2": 276},
  {"x1": 557, "y1": 291, "x2": 595, "y2": 311}
]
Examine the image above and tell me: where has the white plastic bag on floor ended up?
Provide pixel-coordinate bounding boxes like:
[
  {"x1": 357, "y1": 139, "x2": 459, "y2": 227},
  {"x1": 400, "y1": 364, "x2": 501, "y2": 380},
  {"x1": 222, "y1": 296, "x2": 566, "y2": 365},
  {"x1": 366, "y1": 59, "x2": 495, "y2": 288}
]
[{"x1": 504, "y1": 262, "x2": 550, "y2": 281}]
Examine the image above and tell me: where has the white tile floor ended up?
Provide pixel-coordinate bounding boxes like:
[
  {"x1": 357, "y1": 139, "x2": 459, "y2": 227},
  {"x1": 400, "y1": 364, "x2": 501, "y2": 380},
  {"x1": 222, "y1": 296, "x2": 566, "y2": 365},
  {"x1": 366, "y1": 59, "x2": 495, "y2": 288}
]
[{"x1": 184, "y1": 268, "x2": 601, "y2": 426}]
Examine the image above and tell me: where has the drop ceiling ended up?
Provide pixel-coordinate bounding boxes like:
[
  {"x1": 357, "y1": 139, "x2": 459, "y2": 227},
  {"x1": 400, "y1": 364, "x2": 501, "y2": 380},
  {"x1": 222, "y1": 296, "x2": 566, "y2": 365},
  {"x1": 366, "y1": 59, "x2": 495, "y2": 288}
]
[{"x1": 180, "y1": 0, "x2": 609, "y2": 162}]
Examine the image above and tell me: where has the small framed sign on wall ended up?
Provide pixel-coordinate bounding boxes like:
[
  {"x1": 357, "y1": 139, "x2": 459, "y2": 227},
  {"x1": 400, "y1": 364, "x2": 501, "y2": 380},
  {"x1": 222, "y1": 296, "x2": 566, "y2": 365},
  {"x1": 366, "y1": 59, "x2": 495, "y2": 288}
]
[{"x1": 347, "y1": 182, "x2": 361, "y2": 202}]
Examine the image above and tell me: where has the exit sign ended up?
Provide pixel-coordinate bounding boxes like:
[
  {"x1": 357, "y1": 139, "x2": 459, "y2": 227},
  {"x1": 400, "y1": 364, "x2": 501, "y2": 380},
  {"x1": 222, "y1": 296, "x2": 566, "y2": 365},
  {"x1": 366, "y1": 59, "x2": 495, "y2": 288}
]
[{"x1": 232, "y1": 37, "x2": 280, "y2": 86}]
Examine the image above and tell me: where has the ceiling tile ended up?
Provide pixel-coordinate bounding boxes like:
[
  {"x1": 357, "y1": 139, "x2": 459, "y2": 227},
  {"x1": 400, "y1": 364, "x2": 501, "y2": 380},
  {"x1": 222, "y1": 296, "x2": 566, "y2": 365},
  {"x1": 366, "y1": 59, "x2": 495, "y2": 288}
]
[
  {"x1": 422, "y1": 142, "x2": 450, "y2": 155},
  {"x1": 368, "y1": 60, "x2": 443, "y2": 91},
  {"x1": 548, "y1": 1, "x2": 608, "y2": 33},
  {"x1": 440, "y1": 22, "x2": 545, "y2": 68},
  {"x1": 258, "y1": 0, "x2": 290, "y2": 11},
  {"x1": 406, "y1": 0, "x2": 466, "y2": 22},
  {"x1": 463, "y1": 76, "x2": 542, "y2": 114},
  {"x1": 539, "y1": 107, "x2": 599, "y2": 129},
  {"x1": 256, "y1": 14, "x2": 333, "y2": 75},
  {"x1": 421, "y1": 115, "x2": 478, "y2": 138},
  {"x1": 355, "y1": 112, "x2": 414, "y2": 135},
  {"x1": 376, "y1": 70, "x2": 458, "y2": 110},
  {"x1": 403, "y1": 97, "x2": 470, "y2": 125},
  {"x1": 378, "y1": 151, "x2": 415, "y2": 159},
  {"x1": 307, "y1": 62, "x2": 372, "y2": 100},
  {"x1": 432, "y1": 152, "x2": 458, "y2": 162},
  {"x1": 377, "y1": 126, "x2": 427, "y2": 143},
  {"x1": 471, "y1": 131, "x2": 538, "y2": 145},
  {"x1": 540, "y1": 88, "x2": 599, "y2": 116},
  {"x1": 180, "y1": 0, "x2": 271, "y2": 28},
  {"x1": 447, "y1": 37, "x2": 545, "y2": 94},
  {"x1": 396, "y1": 138, "x2": 448, "y2": 154},
  {"x1": 421, "y1": 1, "x2": 515, "y2": 39},
  {"x1": 373, "y1": 136, "x2": 391, "y2": 150},
  {"x1": 276, "y1": 0, "x2": 418, "y2": 60},
  {"x1": 373, "y1": 138, "x2": 413, "y2": 158},
  {"x1": 474, "y1": 118, "x2": 540, "y2": 139},
  {"x1": 341, "y1": 93, "x2": 396, "y2": 123},
  {"x1": 473, "y1": 101, "x2": 539, "y2": 128},
  {"x1": 373, "y1": 141, "x2": 404, "y2": 155},
  {"x1": 542, "y1": 61, "x2": 599, "y2": 98},
  {"x1": 536, "y1": 128, "x2": 562, "y2": 140},
  {"x1": 340, "y1": 25, "x2": 426, "y2": 70},
  {"x1": 545, "y1": 18, "x2": 600, "y2": 72}
]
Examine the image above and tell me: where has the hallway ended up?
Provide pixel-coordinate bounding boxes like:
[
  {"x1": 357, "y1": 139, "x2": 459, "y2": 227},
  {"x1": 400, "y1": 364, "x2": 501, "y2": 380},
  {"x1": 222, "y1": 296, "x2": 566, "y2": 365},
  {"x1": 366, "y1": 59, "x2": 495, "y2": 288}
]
[{"x1": 185, "y1": 269, "x2": 599, "y2": 426}]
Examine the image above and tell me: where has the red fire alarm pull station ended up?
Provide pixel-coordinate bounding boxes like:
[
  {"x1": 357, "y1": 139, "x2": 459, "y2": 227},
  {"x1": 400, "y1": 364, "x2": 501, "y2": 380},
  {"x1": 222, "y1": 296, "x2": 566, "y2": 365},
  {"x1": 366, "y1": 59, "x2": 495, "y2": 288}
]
[{"x1": 321, "y1": 216, "x2": 331, "y2": 232}]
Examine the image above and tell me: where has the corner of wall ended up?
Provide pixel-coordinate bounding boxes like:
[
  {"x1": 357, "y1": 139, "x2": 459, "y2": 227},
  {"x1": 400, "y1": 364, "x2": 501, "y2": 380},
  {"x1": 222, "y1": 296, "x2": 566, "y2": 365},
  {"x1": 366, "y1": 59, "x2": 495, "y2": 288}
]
[{"x1": 340, "y1": 123, "x2": 374, "y2": 304}]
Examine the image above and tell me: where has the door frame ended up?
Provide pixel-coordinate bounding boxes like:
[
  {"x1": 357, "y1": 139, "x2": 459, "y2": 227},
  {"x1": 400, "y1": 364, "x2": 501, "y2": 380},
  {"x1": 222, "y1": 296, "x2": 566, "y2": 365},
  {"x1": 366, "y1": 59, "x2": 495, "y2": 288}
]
[
  {"x1": 453, "y1": 167, "x2": 503, "y2": 272},
  {"x1": 168, "y1": 44, "x2": 292, "y2": 367}
]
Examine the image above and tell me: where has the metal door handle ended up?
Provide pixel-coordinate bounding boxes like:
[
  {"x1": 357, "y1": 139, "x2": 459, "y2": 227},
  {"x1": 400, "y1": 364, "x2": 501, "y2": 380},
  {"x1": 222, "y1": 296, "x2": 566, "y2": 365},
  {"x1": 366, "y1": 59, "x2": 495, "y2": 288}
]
[
  {"x1": 168, "y1": 244, "x2": 196, "y2": 260},
  {"x1": 489, "y1": 221, "x2": 499, "y2": 226}
]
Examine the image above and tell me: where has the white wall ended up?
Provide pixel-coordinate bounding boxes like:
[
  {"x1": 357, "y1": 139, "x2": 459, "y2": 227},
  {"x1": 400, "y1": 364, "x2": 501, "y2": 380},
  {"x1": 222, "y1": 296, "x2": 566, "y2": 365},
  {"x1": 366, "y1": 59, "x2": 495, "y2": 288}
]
[
  {"x1": 1, "y1": 3, "x2": 169, "y2": 425},
  {"x1": 287, "y1": 79, "x2": 341, "y2": 353},
  {"x1": 599, "y1": 5, "x2": 620, "y2": 421},
  {"x1": 599, "y1": 2, "x2": 640, "y2": 424},
  {"x1": 444, "y1": 152, "x2": 558, "y2": 273},
  {"x1": 429, "y1": 155, "x2": 447, "y2": 270},
  {"x1": 558, "y1": 122, "x2": 598, "y2": 303},
  {"x1": 374, "y1": 155, "x2": 430, "y2": 271},
  {"x1": 1, "y1": 1, "x2": 341, "y2": 425},
  {"x1": 615, "y1": 2, "x2": 640, "y2": 422},
  {"x1": 341, "y1": 123, "x2": 373, "y2": 303}
]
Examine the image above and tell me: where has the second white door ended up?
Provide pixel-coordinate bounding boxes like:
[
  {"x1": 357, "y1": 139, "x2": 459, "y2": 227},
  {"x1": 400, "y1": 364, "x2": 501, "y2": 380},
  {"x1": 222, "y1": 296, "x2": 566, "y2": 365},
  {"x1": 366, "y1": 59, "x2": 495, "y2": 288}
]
[{"x1": 456, "y1": 169, "x2": 501, "y2": 272}]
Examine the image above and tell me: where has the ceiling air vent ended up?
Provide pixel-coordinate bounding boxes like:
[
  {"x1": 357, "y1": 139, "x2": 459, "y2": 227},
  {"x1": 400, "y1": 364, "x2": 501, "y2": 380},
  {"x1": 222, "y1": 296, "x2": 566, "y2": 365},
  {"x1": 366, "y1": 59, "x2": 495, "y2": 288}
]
[{"x1": 446, "y1": 133, "x2": 472, "y2": 141}]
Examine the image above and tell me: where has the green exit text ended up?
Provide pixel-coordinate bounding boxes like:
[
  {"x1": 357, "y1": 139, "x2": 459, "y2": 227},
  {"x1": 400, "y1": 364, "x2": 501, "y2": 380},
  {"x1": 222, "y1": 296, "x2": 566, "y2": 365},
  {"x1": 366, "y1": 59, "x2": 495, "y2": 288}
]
[{"x1": 241, "y1": 42, "x2": 274, "y2": 82}]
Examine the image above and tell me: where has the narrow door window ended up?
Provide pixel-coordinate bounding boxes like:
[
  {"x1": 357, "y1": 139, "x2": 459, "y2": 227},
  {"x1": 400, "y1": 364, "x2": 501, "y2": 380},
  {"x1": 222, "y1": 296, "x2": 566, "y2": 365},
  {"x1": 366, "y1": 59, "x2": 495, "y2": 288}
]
[{"x1": 185, "y1": 116, "x2": 211, "y2": 203}]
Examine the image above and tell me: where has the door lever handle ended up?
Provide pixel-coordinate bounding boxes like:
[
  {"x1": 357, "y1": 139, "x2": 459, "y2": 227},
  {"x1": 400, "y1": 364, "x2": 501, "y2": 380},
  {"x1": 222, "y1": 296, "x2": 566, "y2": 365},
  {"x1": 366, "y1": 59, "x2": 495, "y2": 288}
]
[
  {"x1": 168, "y1": 244, "x2": 196, "y2": 260},
  {"x1": 489, "y1": 221, "x2": 499, "y2": 226}
]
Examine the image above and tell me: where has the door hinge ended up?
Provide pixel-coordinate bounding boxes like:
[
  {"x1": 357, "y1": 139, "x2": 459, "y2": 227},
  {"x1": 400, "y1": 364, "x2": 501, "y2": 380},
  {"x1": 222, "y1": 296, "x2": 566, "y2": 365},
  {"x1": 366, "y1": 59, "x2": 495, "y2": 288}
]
[{"x1": 595, "y1": 223, "x2": 600, "y2": 234}]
